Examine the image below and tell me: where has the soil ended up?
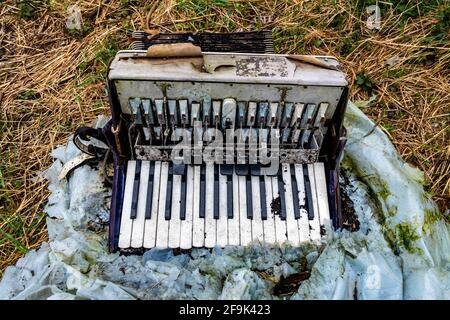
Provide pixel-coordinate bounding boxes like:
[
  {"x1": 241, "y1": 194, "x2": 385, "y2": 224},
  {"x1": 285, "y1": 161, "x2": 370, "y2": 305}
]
[
  {"x1": 270, "y1": 196, "x2": 281, "y2": 216},
  {"x1": 272, "y1": 271, "x2": 311, "y2": 296},
  {"x1": 339, "y1": 169, "x2": 360, "y2": 232}
]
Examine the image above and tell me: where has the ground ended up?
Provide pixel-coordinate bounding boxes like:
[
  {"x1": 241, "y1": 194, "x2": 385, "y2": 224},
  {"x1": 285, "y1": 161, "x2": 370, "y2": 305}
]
[{"x1": 0, "y1": 0, "x2": 449, "y2": 276}]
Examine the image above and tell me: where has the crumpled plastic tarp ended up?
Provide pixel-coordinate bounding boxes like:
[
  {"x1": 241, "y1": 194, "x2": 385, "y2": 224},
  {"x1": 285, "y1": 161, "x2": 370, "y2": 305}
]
[{"x1": 1, "y1": 102, "x2": 449, "y2": 300}]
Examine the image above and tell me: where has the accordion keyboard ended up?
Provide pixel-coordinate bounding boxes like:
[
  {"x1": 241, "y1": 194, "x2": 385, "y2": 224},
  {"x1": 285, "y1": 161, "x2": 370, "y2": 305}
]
[
  {"x1": 118, "y1": 160, "x2": 330, "y2": 249},
  {"x1": 129, "y1": 98, "x2": 328, "y2": 165}
]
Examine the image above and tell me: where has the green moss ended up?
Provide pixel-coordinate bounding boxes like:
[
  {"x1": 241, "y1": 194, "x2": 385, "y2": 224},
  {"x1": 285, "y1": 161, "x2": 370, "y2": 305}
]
[
  {"x1": 15, "y1": 0, "x2": 49, "y2": 20},
  {"x1": 381, "y1": 123, "x2": 395, "y2": 133},
  {"x1": 313, "y1": 38, "x2": 323, "y2": 48},
  {"x1": 427, "y1": 5, "x2": 450, "y2": 42},
  {"x1": 385, "y1": 68, "x2": 408, "y2": 79},
  {"x1": 79, "y1": 74, "x2": 103, "y2": 88},
  {"x1": 364, "y1": 175, "x2": 390, "y2": 201},
  {"x1": 396, "y1": 223, "x2": 422, "y2": 253},
  {"x1": 383, "y1": 222, "x2": 422, "y2": 255},
  {"x1": 377, "y1": 185, "x2": 390, "y2": 201},
  {"x1": 423, "y1": 208, "x2": 442, "y2": 233},
  {"x1": 387, "y1": 206, "x2": 397, "y2": 217},
  {"x1": 16, "y1": 89, "x2": 40, "y2": 100}
]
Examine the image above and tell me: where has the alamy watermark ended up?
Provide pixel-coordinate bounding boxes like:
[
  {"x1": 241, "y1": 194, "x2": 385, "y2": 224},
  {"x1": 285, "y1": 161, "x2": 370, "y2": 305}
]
[{"x1": 168, "y1": 121, "x2": 281, "y2": 174}]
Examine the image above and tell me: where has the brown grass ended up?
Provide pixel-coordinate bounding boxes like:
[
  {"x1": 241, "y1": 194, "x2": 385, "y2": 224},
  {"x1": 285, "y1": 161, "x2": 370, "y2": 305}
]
[{"x1": 0, "y1": 0, "x2": 449, "y2": 275}]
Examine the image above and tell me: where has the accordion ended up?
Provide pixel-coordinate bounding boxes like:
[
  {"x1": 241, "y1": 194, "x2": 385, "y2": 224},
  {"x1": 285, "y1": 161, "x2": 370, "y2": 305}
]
[{"x1": 76, "y1": 32, "x2": 348, "y2": 253}]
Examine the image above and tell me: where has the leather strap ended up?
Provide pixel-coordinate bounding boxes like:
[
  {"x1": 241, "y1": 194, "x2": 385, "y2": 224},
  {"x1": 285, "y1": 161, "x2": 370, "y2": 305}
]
[{"x1": 73, "y1": 126, "x2": 109, "y2": 157}]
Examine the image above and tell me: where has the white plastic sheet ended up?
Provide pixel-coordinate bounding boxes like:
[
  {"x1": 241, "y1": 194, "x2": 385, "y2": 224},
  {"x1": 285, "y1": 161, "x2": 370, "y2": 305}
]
[{"x1": 1, "y1": 103, "x2": 448, "y2": 300}]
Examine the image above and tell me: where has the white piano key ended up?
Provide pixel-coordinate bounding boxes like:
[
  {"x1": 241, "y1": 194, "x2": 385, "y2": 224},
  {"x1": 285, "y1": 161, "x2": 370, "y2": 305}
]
[
  {"x1": 131, "y1": 161, "x2": 150, "y2": 248},
  {"x1": 281, "y1": 102, "x2": 294, "y2": 127},
  {"x1": 217, "y1": 172, "x2": 228, "y2": 247},
  {"x1": 204, "y1": 163, "x2": 216, "y2": 248},
  {"x1": 237, "y1": 101, "x2": 246, "y2": 126},
  {"x1": 168, "y1": 174, "x2": 182, "y2": 248},
  {"x1": 129, "y1": 98, "x2": 140, "y2": 114},
  {"x1": 313, "y1": 162, "x2": 332, "y2": 239},
  {"x1": 247, "y1": 101, "x2": 257, "y2": 126},
  {"x1": 141, "y1": 98, "x2": 149, "y2": 114},
  {"x1": 179, "y1": 100, "x2": 188, "y2": 125},
  {"x1": 307, "y1": 164, "x2": 322, "y2": 243},
  {"x1": 238, "y1": 175, "x2": 252, "y2": 246},
  {"x1": 268, "y1": 102, "x2": 279, "y2": 126},
  {"x1": 155, "y1": 99, "x2": 165, "y2": 125},
  {"x1": 212, "y1": 100, "x2": 221, "y2": 126},
  {"x1": 155, "y1": 162, "x2": 169, "y2": 248},
  {"x1": 118, "y1": 161, "x2": 136, "y2": 249},
  {"x1": 294, "y1": 164, "x2": 311, "y2": 243},
  {"x1": 272, "y1": 176, "x2": 287, "y2": 244},
  {"x1": 192, "y1": 165, "x2": 204, "y2": 247},
  {"x1": 281, "y1": 164, "x2": 300, "y2": 246},
  {"x1": 228, "y1": 171, "x2": 240, "y2": 246},
  {"x1": 143, "y1": 161, "x2": 161, "y2": 248},
  {"x1": 314, "y1": 103, "x2": 328, "y2": 128},
  {"x1": 290, "y1": 103, "x2": 305, "y2": 127},
  {"x1": 305, "y1": 104, "x2": 317, "y2": 125},
  {"x1": 222, "y1": 98, "x2": 237, "y2": 129},
  {"x1": 292, "y1": 129, "x2": 301, "y2": 144},
  {"x1": 191, "y1": 102, "x2": 201, "y2": 124},
  {"x1": 251, "y1": 175, "x2": 264, "y2": 243},
  {"x1": 180, "y1": 165, "x2": 194, "y2": 249},
  {"x1": 262, "y1": 176, "x2": 276, "y2": 244}
]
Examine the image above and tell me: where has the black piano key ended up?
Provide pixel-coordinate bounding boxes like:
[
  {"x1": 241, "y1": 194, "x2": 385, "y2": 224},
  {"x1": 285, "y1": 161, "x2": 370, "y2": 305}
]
[
  {"x1": 226, "y1": 173, "x2": 233, "y2": 219},
  {"x1": 130, "y1": 160, "x2": 142, "y2": 219},
  {"x1": 165, "y1": 163, "x2": 173, "y2": 220},
  {"x1": 277, "y1": 173, "x2": 286, "y2": 220},
  {"x1": 214, "y1": 165, "x2": 220, "y2": 219},
  {"x1": 145, "y1": 162, "x2": 155, "y2": 219},
  {"x1": 173, "y1": 163, "x2": 186, "y2": 175},
  {"x1": 259, "y1": 176, "x2": 267, "y2": 220},
  {"x1": 199, "y1": 165, "x2": 206, "y2": 218},
  {"x1": 250, "y1": 164, "x2": 261, "y2": 176},
  {"x1": 303, "y1": 164, "x2": 315, "y2": 220},
  {"x1": 220, "y1": 164, "x2": 233, "y2": 175},
  {"x1": 235, "y1": 164, "x2": 249, "y2": 176},
  {"x1": 180, "y1": 169, "x2": 187, "y2": 220},
  {"x1": 290, "y1": 164, "x2": 300, "y2": 219},
  {"x1": 246, "y1": 175, "x2": 253, "y2": 219}
]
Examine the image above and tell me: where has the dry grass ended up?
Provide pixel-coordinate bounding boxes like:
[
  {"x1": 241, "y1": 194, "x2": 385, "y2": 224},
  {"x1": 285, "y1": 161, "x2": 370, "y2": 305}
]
[{"x1": 0, "y1": 0, "x2": 449, "y2": 275}]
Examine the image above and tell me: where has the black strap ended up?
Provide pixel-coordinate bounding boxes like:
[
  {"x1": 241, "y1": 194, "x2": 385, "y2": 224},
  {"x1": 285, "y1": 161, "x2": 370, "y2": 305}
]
[
  {"x1": 73, "y1": 126, "x2": 109, "y2": 157},
  {"x1": 73, "y1": 123, "x2": 116, "y2": 186}
]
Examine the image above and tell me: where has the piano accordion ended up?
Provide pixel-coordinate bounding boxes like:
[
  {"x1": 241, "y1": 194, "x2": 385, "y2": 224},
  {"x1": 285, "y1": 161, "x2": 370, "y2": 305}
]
[{"x1": 88, "y1": 32, "x2": 349, "y2": 253}]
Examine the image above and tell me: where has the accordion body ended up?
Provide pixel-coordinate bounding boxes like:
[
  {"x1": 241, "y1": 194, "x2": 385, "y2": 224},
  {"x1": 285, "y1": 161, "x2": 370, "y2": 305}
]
[{"x1": 97, "y1": 38, "x2": 348, "y2": 253}]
